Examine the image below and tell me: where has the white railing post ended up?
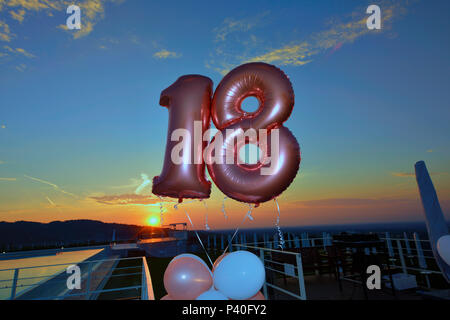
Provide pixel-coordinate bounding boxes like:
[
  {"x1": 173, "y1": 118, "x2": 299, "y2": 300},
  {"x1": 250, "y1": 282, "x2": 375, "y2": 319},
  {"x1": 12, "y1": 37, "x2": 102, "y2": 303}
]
[
  {"x1": 301, "y1": 232, "x2": 310, "y2": 248},
  {"x1": 9, "y1": 268, "x2": 19, "y2": 300},
  {"x1": 294, "y1": 236, "x2": 300, "y2": 248},
  {"x1": 141, "y1": 257, "x2": 155, "y2": 300},
  {"x1": 259, "y1": 248, "x2": 268, "y2": 299},
  {"x1": 403, "y1": 232, "x2": 412, "y2": 256},
  {"x1": 413, "y1": 232, "x2": 427, "y2": 268},
  {"x1": 295, "y1": 253, "x2": 307, "y2": 300},
  {"x1": 385, "y1": 232, "x2": 394, "y2": 257},
  {"x1": 84, "y1": 261, "x2": 94, "y2": 299},
  {"x1": 396, "y1": 239, "x2": 407, "y2": 274},
  {"x1": 414, "y1": 232, "x2": 431, "y2": 288},
  {"x1": 264, "y1": 233, "x2": 270, "y2": 248}
]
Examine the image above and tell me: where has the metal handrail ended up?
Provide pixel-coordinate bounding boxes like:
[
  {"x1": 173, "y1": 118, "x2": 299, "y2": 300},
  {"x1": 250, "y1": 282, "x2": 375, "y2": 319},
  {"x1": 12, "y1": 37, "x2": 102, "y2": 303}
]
[
  {"x1": 232, "y1": 243, "x2": 302, "y2": 256},
  {"x1": 264, "y1": 265, "x2": 299, "y2": 280},
  {"x1": 0, "y1": 256, "x2": 141, "y2": 272},
  {"x1": 1, "y1": 256, "x2": 152, "y2": 300},
  {"x1": 0, "y1": 271, "x2": 144, "y2": 290},
  {"x1": 33, "y1": 285, "x2": 143, "y2": 300},
  {"x1": 265, "y1": 283, "x2": 304, "y2": 300}
]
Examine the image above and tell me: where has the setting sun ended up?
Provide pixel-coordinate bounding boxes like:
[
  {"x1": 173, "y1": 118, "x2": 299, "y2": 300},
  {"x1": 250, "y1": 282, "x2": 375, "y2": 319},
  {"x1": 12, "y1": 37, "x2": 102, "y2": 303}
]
[{"x1": 147, "y1": 216, "x2": 159, "y2": 226}]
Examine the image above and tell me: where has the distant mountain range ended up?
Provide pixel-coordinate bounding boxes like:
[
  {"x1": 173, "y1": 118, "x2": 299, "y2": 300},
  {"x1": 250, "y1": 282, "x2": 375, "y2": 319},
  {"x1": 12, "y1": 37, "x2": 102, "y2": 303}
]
[
  {"x1": 2, "y1": 219, "x2": 447, "y2": 252},
  {"x1": 0, "y1": 220, "x2": 154, "y2": 250}
]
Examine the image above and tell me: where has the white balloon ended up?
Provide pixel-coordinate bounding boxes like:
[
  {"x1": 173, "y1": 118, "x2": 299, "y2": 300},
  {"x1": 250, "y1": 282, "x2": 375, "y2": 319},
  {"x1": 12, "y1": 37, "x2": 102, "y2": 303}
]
[
  {"x1": 196, "y1": 287, "x2": 228, "y2": 300},
  {"x1": 213, "y1": 250, "x2": 265, "y2": 300},
  {"x1": 437, "y1": 235, "x2": 450, "y2": 266}
]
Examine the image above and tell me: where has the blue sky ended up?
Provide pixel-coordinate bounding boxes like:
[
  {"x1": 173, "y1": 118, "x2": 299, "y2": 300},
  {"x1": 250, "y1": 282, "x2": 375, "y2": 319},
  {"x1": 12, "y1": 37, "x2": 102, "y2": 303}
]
[{"x1": 0, "y1": 0, "x2": 449, "y2": 228}]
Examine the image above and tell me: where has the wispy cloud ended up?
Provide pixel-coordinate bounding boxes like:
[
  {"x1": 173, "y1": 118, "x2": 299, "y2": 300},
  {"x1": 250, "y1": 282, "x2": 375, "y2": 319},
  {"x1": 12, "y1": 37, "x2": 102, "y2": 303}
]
[
  {"x1": 153, "y1": 49, "x2": 181, "y2": 59},
  {"x1": 109, "y1": 179, "x2": 140, "y2": 189},
  {"x1": 46, "y1": 196, "x2": 56, "y2": 206},
  {"x1": 129, "y1": 34, "x2": 140, "y2": 45},
  {"x1": 15, "y1": 63, "x2": 26, "y2": 72},
  {"x1": 0, "y1": 177, "x2": 16, "y2": 181},
  {"x1": 43, "y1": 195, "x2": 63, "y2": 213},
  {"x1": 72, "y1": 21, "x2": 93, "y2": 39},
  {"x1": 10, "y1": 9, "x2": 26, "y2": 23},
  {"x1": 1, "y1": 0, "x2": 125, "y2": 42},
  {"x1": 90, "y1": 194, "x2": 164, "y2": 206},
  {"x1": 292, "y1": 197, "x2": 412, "y2": 208},
  {"x1": 24, "y1": 174, "x2": 77, "y2": 197},
  {"x1": 0, "y1": 20, "x2": 13, "y2": 42},
  {"x1": 109, "y1": 173, "x2": 151, "y2": 192},
  {"x1": 135, "y1": 173, "x2": 151, "y2": 195},
  {"x1": 391, "y1": 171, "x2": 447, "y2": 178},
  {"x1": 3, "y1": 45, "x2": 34, "y2": 57},
  {"x1": 208, "y1": 1, "x2": 408, "y2": 75},
  {"x1": 96, "y1": 36, "x2": 120, "y2": 50},
  {"x1": 2, "y1": 45, "x2": 35, "y2": 62},
  {"x1": 15, "y1": 47, "x2": 34, "y2": 57},
  {"x1": 213, "y1": 12, "x2": 269, "y2": 42}
]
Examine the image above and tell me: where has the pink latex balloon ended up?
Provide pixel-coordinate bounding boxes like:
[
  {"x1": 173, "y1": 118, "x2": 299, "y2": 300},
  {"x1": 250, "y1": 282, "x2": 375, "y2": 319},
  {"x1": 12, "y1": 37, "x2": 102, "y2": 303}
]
[
  {"x1": 163, "y1": 256, "x2": 213, "y2": 300},
  {"x1": 248, "y1": 291, "x2": 266, "y2": 300},
  {"x1": 160, "y1": 294, "x2": 173, "y2": 300},
  {"x1": 212, "y1": 253, "x2": 229, "y2": 272}
]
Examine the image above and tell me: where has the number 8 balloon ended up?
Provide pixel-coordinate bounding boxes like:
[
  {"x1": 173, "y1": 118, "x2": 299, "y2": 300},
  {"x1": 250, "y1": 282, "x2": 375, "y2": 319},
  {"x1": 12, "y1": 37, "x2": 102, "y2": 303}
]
[
  {"x1": 206, "y1": 62, "x2": 300, "y2": 204},
  {"x1": 153, "y1": 62, "x2": 300, "y2": 204}
]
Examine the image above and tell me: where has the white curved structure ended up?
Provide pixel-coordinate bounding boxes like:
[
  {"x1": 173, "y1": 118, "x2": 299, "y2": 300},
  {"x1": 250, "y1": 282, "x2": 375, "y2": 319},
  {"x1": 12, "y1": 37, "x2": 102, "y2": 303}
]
[{"x1": 415, "y1": 161, "x2": 450, "y2": 282}]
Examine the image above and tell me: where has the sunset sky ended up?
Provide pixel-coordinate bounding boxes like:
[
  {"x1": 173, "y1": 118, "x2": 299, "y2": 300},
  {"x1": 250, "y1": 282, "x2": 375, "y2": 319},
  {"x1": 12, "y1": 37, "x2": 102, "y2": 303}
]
[{"x1": 0, "y1": 0, "x2": 449, "y2": 230}]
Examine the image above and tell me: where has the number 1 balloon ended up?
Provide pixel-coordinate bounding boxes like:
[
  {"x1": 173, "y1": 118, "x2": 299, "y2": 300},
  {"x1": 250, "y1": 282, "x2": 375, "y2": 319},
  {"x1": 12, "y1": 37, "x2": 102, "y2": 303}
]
[
  {"x1": 152, "y1": 75, "x2": 212, "y2": 201},
  {"x1": 153, "y1": 63, "x2": 300, "y2": 204}
]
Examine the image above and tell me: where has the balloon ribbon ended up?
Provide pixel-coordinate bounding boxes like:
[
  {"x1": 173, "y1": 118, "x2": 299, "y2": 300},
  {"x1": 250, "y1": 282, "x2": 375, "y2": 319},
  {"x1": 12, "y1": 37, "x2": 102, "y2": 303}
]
[
  {"x1": 221, "y1": 196, "x2": 228, "y2": 219},
  {"x1": 222, "y1": 203, "x2": 254, "y2": 255},
  {"x1": 174, "y1": 202, "x2": 214, "y2": 268},
  {"x1": 274, "y1": 198, "x2": 285, "y2": 250},
  {"x1": 203, "y1": 201, "x2": 210, "y2": 231}
]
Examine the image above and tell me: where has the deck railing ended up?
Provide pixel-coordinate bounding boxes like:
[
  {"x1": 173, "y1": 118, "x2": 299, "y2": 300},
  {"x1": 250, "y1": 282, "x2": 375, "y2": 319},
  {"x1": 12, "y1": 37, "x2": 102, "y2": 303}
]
[
  {"x1": 380, "y1": 232, "x2": 445, "y2": 288},
  {"x1": 230, "y1": 243, "x2": 307, "y2": 300},
  {"x1": 207, "y1": 230, "x2": 447, "y2": 299},
  {"x1": 0, "y1": 256, "x2": 155, "y2": 300}
]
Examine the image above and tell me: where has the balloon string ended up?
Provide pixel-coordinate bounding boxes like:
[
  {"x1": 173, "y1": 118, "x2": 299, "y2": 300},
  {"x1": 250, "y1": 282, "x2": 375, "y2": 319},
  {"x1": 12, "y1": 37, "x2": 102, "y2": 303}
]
[
  {"x1": 183, "y1": 208, "x2": 214, "y2": 268},
  {"x1": 274, "y1": 198, "x2": 285, "y2": 250},
  {"x1": 203, "y1": 201, "x2": 210, "y2": 231},
  {"x1": 222, "y1": 203, "x2": 254, "y2": 255},
  {"x1": 221, "y1": 196, "x2": 228, "y2": 219},
  {"x1": 158, "y1": 196, "x2": 164, "y2": 226},
  {"x1": 173, "y1": 200, "x2": 196, "y2": 209},
  {"x1": 174, "y1": 202, "x2": 213, "y2": 268},
  {"x1": 246, "y1": 203, "x2": 254, "y2": 221}
]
